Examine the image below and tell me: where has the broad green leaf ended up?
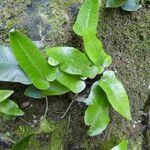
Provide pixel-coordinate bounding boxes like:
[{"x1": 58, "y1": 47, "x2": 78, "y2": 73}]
[
  {"x1": 73, "y1": 0, "x2": 99, "y2": 36},
  {"x1": 24, "y1": 81, "x2": 70, "y2": 99},
  {"x1": 111, "y1": 140, "x2": 128, "y2": 150},
  {"x1": 0, "y1": 90, "x2": 14, "y2": 103},
  {"x1": 39, "y1": 118, "x2": 55, "y2": 133},
  {"x1": 0, "y1": 46, "x2": 31, "y2": 85},
  {"x1": 56, "y1": 71, "x2": 86, "y2": 93},
  {"x1": 106, "y1": 0, "x2": 128, "y2": 7},
  {"x1": 12, "y1": 134, "x2": 34, "y2": 150},
  {"x1": 46, "y1": 47, "x2": 98, "y2": 78},
  {"x1": 9, "y1": 30, "x2": 56, "y2": 90},
  {"x1": 84, "y1": 82, "x2": 110, "y2": 136},
  {"x1": 99, "y1": 70, "x2": 132, "y2": 120},
  {"x1": 121, "y1": 0, "x2": 141, "y2": 11},
  {"x1": 83, "y1": 30, "x2": 112, "y2": 72},
  {"x1": 42, "y1": 81, "x2": 70, "y2": 96},
  {"x1": 24, "y1": 85, "x2": 45, "y2": 99},
  {"x1": 0, "y1": 99, "x2": 24, "y2": 116}
]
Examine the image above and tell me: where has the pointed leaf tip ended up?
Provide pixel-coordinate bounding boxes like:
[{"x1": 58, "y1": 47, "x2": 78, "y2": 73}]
[
  {"x1": 9, "y1": 30, "x2": 55, "y2": 90},
  {"x1": 111, "y1": 140, "x2": 128, "y2": 150},
  {"x1": 0, "y1": 90, "x2": 14, "y2": 103},
  {"x1": 73, "y1": 0, "x2": 99, "y2": 36},
  {"x1": 99, "y1": 70, "x2": 132, "y2": 120}
]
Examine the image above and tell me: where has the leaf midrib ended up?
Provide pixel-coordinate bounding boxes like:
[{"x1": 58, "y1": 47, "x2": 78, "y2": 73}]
[
  {"x1": 91, "y1": 107, "x2": 102, "y2": 128},
  {"x1": 16, "y1": 39, "x2": 44, "y2": 79},
  {"x1": 85, "y1": 1, "x2": 95, "y2": 29}
]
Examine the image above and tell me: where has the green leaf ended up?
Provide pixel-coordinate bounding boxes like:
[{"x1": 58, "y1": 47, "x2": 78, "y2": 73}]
[
  {"x1": 84, "y1": 82, "x2": 110, "y2": 136},
  {"x1": 73, "y1": 0, "x2": 99, "y2": 36},
  {"x1": 0, "y1": 90, "x2": 14, "y2": 103},
  {"x1": 24, "y1": 85, "x2": 45, "y2": 99},
  {"x1": 1, "y1": 114, "x2": 16, "y2": 120},
  {"x1": 12, "y1": 134, "x2": 34, "y2": 150},
  {"x1": 121, "y1": 0, "x2": 141, "y2": 11},
  {"x1": 99, "y1": 70, "x2": 132, "y2": 120},
  {"x1": 42, "y1": 81, "x2": 70, "y2": 96},
  {"x1": 111, "y1": 140, "x2": 128, "y2": 150},
  {"x1": 0, "y1": 99, "x2": 24, "y2": 116},
  {"x1": 56, "y1": 71, "x2": 86, "y2": 93},
  {"x1": 9, "y1": 30, "x2": 56, "y2": 90},
  {"x1": 0, "y1": 112, "x2": 15, "y2": 120},
  {"x1": 106, "y1": 0, "x2": 128, "y2": 7},
  {"x1": 46, "y1": 47, "x2": 98, "y2": 78},
  {"x1": 39, "y1": 118, "x2": 55, "y2": 133},
  {"x1": 0, "y1": 46, "x2": 31, "y2": 85},
  {"x1": 0, "y1": 90, "x2": 20, "y2": 119},
  {"x1": 83, "y1": 30, "x2": 112, "y2": 72},
  {"x1": 24, "y1": 81, "x2": 70, "y2": 99}
]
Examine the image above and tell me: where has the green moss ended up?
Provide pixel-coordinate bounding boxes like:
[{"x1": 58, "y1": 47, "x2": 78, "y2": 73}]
[
  {"x1": 81, "y1": 129, "x2": 126, "y2": 150},
  {"x1": 0, "y1": 0, "x2": 149, "y2": 149},
  {"x1": 15, "y1": 0, "x2": 31, "y2": 5},
  {"x1": 50, "y1": 121, "x2": 67, "y2": 150},
  {"x1": 99, "y1": 139, "x2": 122, "y2": 150},
  {"x1": 0, "y1": 0, "x2": 82, "y2": 45},
  {"x1": 13, "y1": 119, "x2": 67, "y2": 150},
  {"x1": 130, "y1": 136, "x2": 143, "y2": 150}
]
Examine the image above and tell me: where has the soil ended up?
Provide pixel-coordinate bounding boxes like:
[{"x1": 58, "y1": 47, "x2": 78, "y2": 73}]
[{"x1": 0, "y1": 0, "x2": 150, "y2": 149}]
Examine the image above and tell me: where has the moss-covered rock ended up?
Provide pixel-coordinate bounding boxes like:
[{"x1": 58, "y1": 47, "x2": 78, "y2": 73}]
[{"x1": 0, "y1": 0, "x2": 150, "y2": 149}]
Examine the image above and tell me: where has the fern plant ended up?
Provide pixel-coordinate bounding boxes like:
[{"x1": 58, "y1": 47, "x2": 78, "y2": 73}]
[{"x1": 0, "y1": 0, "x2": 131, "y2": 138}]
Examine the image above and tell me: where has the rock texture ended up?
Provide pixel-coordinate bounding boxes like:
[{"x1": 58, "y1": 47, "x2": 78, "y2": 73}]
[{"x1": 0, "y1": 0, "x2": 150, "y2": 149}]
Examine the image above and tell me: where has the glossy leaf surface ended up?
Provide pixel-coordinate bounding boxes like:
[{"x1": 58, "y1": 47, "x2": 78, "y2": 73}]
[
  {"x1": 121, "y1": 0, "x2": 141, "y2": 11},
  {"x1": 85, "y1": 82, "x2": 110, "y2": 136},
  {"x1": 111, "y1": 140, "x2": 128, "y2": 150},
  {"x1": 0, "y1": 46, "x2": 31, "y2": 85},
  {"x1": 56, "y1": 71, "x2": 86, "y2": 93},
  {"x1": 25, "y1": 81, "x2": 70, "y2": 99},
  {"x1": 0, "y1": 99, "x2": 24, "y2": 116},
  {"x1": 46, "y1": 47, "x2": 98, "y2": 78},
  {"x1": 0, "y1": 90, "x2": 14, "y2": 103},
  {"x1": 73, "y1": 0, "x2": 99, "y2": 36},
  {"x1": 83, "y1": 30, "x2": 112, "y2": 72},
  {"x1": 106, "y1": 0, "x2": 128, "y2": 7},
  {"x1": 99, "y1": 70, "x2": 131, "y2": 120},
  {"x1": 24, "y1": 85, "x2": 45, "y2": 99},
  {"x1": 10, "y1": 30, "x2": 56, "y2": 90}
]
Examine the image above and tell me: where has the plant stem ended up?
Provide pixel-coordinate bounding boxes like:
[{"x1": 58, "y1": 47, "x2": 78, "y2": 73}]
[
  {"x1": 18, "y1": 117, "x2": 32, "y2": 127},
  {"x1": 44, "y1": 97, "x2": 48, "y2": 118},
  {"x1": 60, "y1": 100, "x2": 74, "y2": 119}
]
